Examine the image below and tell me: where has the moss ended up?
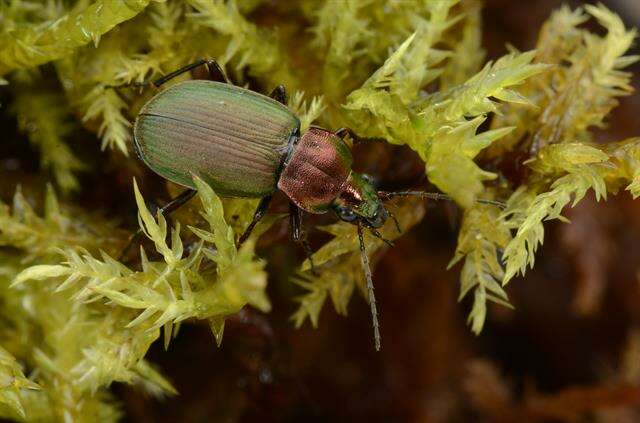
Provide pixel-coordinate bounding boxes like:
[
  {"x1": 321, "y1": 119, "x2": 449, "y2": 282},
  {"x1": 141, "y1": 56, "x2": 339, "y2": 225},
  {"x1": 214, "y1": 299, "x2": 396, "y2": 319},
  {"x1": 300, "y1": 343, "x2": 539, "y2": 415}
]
[{"x1": 1, "y1": 0, "x2": 639, "y2": 420}]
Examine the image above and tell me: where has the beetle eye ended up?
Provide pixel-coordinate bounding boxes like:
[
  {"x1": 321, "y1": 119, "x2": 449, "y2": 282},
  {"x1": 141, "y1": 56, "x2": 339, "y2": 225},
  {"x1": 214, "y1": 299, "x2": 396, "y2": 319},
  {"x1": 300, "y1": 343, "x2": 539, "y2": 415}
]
[
  {"x1": 338, "y1": 208, "x2": 357, "y2": 222},
  {"x1": 368, "y1": 205, "x2": 388, "y2": 228}
]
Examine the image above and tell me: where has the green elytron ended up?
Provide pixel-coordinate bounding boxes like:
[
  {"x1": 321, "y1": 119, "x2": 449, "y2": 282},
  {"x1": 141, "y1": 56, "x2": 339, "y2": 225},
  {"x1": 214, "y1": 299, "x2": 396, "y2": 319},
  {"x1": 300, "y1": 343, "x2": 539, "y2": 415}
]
[{"x1": 135, "y1": 80, "x2": 299, "y2": 198}]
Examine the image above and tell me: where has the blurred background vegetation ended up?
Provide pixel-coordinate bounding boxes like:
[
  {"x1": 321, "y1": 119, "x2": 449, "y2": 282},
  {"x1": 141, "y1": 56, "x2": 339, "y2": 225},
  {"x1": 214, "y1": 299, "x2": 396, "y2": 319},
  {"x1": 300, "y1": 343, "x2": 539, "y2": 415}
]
[{"x1": 2, "y1": 0, "x2": 640, "y2": 421}]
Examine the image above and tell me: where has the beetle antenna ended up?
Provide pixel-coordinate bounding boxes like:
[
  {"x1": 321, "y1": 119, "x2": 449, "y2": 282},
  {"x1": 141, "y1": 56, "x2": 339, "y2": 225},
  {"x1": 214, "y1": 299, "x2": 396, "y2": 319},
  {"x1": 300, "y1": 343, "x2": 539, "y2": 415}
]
[
  {"x1": 378, "y1": 190, "x2": 505, "y2": 209},
  {"x1": 369, "y1": 228, "x2": 394, "y2": 247},
  {"x1": 357, "y1": 224, "x2": 381, "y2": 351},
  {"x1": 387, "y1": 210, "x2": 402, "y2": 234}
]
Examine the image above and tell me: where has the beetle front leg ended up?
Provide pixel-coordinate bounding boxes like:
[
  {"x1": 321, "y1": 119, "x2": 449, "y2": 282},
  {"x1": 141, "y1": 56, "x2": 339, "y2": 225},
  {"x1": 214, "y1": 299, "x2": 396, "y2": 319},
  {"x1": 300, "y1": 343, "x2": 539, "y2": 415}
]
[
  {"x1": 289, "y1": 203, "x2": 317, "y2": 274},
  {"x1": 269, "y1": 85, "x2": 288, "y2": 105},
  {"x1": 238, "y1": 195, "x2": 273, "y2": 245}
]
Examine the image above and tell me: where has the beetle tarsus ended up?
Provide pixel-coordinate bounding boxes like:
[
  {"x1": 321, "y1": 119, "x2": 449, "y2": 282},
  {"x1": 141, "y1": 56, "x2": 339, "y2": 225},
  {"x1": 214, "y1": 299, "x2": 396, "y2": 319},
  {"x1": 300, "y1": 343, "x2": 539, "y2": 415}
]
[
  {"x1": 302, "y1": 238, "x2": 318, "y2": 276},
  {"x1": 239, "y1": 195, "x2": 273, "y2": 245},
  {"x1": 357, "y1": 224, "x2": 381, "y2": 352},
  {"x1": 289, "y1": 203, "x2": 318, "y2": 275}
]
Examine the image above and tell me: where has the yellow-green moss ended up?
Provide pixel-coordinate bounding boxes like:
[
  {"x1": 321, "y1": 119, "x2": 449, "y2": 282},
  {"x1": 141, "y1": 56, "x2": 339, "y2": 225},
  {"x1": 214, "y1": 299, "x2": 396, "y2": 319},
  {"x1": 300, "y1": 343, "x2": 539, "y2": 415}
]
[{"x1": 1, "y1": 1, "x2": 640, "y2": 420}]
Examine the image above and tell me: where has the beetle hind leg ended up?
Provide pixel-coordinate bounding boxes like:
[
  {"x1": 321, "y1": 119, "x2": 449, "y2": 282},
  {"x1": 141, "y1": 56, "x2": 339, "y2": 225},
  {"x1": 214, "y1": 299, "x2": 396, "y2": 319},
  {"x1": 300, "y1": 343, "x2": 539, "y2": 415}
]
[
  {"x1": 157, "y1": 188, "x2": 197, "y2": 216},
  {"x1": 108, "y1": 59, "x2": 230, "y2": 90},
  {"x1": 269, "y1": 85, "x2": 288, "y2": 105},
  {"x1": 150, "y1": 59, "x2": 231, "y2": 87},
  {"x1": 202, "y1": 60, "x2": 230, "y2": 84},
  {"x1": 118, "y1": 188, "x2": 197, "y2": 261}
]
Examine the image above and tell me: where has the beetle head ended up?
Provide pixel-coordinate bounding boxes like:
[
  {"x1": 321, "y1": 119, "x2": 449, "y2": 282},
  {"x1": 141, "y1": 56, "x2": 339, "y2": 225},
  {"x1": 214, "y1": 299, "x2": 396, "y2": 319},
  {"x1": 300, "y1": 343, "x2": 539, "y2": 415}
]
[{"x1": 333, "y1": 173, "x2": 388, "y2": 228}]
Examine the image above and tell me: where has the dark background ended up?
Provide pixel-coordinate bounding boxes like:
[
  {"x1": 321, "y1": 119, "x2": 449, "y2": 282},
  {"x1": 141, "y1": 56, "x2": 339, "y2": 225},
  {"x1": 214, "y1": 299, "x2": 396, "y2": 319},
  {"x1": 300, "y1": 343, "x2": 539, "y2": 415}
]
[{"x1": 104, "y1": 1, "x2": 640, "y2": 421}]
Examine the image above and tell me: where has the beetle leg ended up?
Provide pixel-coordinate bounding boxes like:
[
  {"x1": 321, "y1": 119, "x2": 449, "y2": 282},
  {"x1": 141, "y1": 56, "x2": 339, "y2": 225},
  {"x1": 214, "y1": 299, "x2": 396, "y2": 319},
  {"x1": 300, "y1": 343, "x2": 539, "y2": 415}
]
[
  {"x1": 201, "y1": 59, "x2": 231, "y2": 84},
  {"x1": 108, "y1": 59, "x2": 230, "y2": 89},
  {"x1": 269, "y1": 85, "x2": 288, "y2": 105},
  {"x1": 152, "y1": 59, "x2": 230, "y2": 87},
  {"x1": 368, "y1": 228, "x2": 394, "y2": 247},
  {"x1": 289, "y1": 203, "x2": 317, "y2": 274},
  {"x1": 118, "y1": 189, "x2": 197, "y2": 261},
  {"x1": 156, "y1": 188, "x2": 198, "y2": 216},
  {"x1": 238, "y1": 195, "x2": 273, "y2": 245},
  {"x1": 118, "y1": 231, "x2": 142, "y2": 261},
  {"x1": 387, "y1": 210, "x2": 402, "y2": 234},
  {"x1": 334, "y1": 127, "x2": 387, "y2": 144}
]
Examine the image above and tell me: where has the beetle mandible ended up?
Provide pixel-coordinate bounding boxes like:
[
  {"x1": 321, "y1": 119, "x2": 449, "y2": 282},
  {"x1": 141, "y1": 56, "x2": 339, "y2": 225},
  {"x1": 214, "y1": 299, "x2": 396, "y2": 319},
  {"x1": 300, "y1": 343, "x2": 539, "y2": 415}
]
[{"x1": 126, "y1": 59, "x2": 503, "y2": 351}]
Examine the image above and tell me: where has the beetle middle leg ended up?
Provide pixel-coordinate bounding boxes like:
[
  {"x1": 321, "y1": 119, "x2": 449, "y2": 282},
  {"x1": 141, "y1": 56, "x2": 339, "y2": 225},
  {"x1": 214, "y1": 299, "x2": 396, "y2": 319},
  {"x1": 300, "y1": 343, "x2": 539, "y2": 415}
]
[
  {"x1": 269, "y1": 85, "x2": 288, "y2": 105},
  {"x1": 156, "y1": 188, "x2": 198, "y2": 216},
  {"x1": 238, "y1": 195, "x2": 273, "y2": 245},
  {"x1": 289, "y1": 202, "x2": 317, "y2": 274},
  {"x1": 119, "y1": 188, "x2": 197, "y2": 260}
]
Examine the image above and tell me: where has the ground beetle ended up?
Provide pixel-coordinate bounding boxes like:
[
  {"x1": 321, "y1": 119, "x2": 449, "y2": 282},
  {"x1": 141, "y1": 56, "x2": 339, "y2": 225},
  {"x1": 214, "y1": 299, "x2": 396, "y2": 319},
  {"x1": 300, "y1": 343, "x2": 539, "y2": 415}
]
[{"x1": 125, "y1": 59, "x2": 503, "y2": 351}]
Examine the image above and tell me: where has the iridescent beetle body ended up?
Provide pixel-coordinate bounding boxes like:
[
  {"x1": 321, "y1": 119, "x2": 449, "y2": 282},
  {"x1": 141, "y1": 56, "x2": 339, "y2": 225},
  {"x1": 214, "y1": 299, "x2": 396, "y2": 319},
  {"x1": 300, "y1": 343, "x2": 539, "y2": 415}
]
[
  {"x1": 128, "y1": 59, "x2": 490, "y2": 351},
  {"x1": 134, "y1": 79, "x2": 386, "y2": 228}
]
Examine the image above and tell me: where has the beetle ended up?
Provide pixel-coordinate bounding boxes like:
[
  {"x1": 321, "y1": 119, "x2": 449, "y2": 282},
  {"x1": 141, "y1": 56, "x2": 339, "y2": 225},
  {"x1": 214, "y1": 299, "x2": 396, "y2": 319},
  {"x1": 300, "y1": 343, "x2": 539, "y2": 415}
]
[
  {"x1": 131, "y1": 60, "x2": 391, "y2": 242},
  {"x1": 125, "y1": 59, "x2": 503, "y2": 351}
]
